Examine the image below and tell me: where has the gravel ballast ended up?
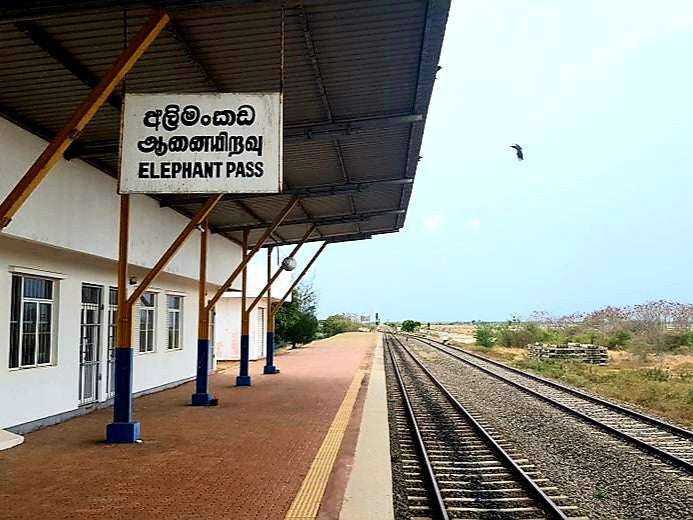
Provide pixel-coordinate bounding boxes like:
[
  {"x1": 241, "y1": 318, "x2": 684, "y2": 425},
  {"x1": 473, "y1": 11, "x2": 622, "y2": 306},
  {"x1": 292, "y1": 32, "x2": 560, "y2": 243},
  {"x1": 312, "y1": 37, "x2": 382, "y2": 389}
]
[
  {"x1": 385, "y1": 347, "x2": 420, "y2": 520},
  {"x1": 404, "y1": 337, "x2": 693, "y2": 520}
]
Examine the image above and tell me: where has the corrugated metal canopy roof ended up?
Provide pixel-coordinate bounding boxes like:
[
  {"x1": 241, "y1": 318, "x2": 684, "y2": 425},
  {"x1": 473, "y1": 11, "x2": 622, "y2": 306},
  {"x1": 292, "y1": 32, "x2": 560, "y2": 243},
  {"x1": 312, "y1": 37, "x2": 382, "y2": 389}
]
[{"x1": 0, "y1": 0, "x2": 450, "y2": 248}]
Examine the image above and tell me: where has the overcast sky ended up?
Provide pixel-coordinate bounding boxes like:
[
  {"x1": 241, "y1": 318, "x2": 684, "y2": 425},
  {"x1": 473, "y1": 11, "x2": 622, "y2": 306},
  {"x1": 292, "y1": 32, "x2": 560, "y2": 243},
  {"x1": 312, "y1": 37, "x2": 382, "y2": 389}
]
[{"x1": 283, "y1": 0, "x2": 693, "y2": 322}]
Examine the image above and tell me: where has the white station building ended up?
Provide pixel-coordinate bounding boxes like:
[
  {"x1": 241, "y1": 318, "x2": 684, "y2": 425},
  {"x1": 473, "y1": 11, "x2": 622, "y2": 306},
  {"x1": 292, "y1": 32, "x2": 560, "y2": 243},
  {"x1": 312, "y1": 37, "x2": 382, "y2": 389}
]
[
  {"x1": 0, "y1": 1, "x2": 445, "y2": 442},
  {"x1": 0, "y1": 116, "x2": 291, "y2": 432}
]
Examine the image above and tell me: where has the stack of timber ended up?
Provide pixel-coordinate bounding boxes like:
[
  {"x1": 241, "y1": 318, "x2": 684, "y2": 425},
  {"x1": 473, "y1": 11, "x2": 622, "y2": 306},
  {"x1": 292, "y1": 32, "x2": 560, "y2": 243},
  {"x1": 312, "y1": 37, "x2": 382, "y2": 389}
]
[{"x1": 528, "y1": 343, "x2": 609, "y2": 365}]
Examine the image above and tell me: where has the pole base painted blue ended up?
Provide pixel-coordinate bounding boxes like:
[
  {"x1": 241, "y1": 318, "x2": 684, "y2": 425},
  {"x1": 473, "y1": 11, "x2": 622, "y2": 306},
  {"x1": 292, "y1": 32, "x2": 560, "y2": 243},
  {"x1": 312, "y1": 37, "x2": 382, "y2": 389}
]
[
  {"x1": 237, "y1": 333, "x2": 251, "y2": 386},
  {"x1": 236, "y1": 375, "x2": 252, "y2": 386},
  {"x1": 193, "y1": 338, "x2": 214, "y2": 406},
  {"x1": 107, "y1": 347, "x2": 137, "y2": 442},
  {"x1": 191, "y1": 393, "x2": 219, "y2": 406},
  {"x1": 106, "y1": 421, "x2": 141, "y2": 443},
  {"x1": 264, "y1": 331, "x2": 276, "y2": 375}
]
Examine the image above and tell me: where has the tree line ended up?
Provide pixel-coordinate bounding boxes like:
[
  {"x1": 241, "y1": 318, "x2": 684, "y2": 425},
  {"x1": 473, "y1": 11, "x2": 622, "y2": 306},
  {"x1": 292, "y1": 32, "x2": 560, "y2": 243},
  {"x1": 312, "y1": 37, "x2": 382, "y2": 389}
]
[{"x1": 274, "y1": 283, "x2": 369, "y2": 348}]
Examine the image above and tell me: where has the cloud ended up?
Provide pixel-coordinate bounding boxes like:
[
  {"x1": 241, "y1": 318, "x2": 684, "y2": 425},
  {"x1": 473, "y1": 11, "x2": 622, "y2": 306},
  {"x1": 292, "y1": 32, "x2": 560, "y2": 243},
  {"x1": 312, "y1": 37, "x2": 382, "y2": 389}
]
[
  {"x1": 424, "y1": 212, "x2": 444, "y2": 232},
  {"x1": 469, "y1": 218, "x2": 481, "y2": 231}
]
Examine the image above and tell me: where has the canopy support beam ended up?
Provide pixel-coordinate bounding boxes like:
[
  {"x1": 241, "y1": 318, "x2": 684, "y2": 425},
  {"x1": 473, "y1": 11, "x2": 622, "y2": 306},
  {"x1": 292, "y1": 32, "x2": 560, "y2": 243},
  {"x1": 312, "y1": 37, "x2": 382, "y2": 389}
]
[
  {"x1": 0, "y1": 10, "x2": 170, "y2": 231},
  {"x1": 271, "y1": 241, "x2": 329, "y2": 343}
]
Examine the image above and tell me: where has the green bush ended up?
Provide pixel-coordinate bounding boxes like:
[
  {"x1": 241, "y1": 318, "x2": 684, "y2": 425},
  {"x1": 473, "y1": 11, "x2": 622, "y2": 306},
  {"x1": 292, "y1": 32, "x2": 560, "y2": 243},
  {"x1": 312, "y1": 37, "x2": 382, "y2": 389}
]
[
  {"x1": 496, "y1": 326, "x2": 512, "y2": 347},
  {"x1": 638, "y1": 368, "x2": 671, "y2": 382},
  {"x1": 607, "y1": 330, "x2": 631, "y2": 348},
  {"x1": 542, "y1": 328, "x2": 568, "y2": 345},
  {"x1": 401, "y1": 320, "x2": 422, "y2": 332},
  {"x1": 321, "y1": 314, "x2": 361, "y2": 338},
  {"x1": 513, "y1": 326, "x2": 542, "y2": 346},
  {"x1": 495, "y1": 324, "x2": 544, "y2": 347},
  {"x1": 275, "y1": 284, "x2": 319, "y2": 348},
  {"x1": 660, "y1": 332, "x2": 693, "y2": 351},
  {"x1": 474, "y1": 324, "x2": 496, "y2": 348}
]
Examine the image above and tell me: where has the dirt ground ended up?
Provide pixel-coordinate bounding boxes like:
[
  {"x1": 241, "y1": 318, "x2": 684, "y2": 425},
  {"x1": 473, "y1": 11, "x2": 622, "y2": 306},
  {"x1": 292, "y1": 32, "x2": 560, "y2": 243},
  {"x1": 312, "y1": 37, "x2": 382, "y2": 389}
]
[
  {"x1": 608, "y1": 349, "x2": 693, "y2": 370},
  {"x1": 430, "y1": 324, "x2": 476, "y2": 336},
  {"x1": 461, "y1": 341, "x2": 693, "y2": 371},
  {"x1": 0, "y1": 332, "x2": 376, "y2": 520}
]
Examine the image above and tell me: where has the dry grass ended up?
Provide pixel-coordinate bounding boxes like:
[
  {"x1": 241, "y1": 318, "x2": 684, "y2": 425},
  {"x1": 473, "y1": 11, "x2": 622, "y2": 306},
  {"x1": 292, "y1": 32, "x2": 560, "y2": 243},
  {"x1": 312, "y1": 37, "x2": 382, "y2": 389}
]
[
  {"x1": 431, "y1": 324, "x2": 476, "y2": 336},
  {"x1": 450, "y1": 341, "x2": 693, "y2": 428},
  {"x1": 609, "y1": 350, "x2": 693, "y2": 370}
]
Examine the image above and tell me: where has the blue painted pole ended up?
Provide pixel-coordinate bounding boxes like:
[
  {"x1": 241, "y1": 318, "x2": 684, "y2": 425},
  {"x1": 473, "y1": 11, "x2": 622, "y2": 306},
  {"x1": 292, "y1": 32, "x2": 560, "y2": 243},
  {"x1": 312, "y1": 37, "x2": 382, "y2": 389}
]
[
  {"x1": 263, "y1": 247, "x2": 279, "y2": 375},
  {"x1": 192, "y1": 218, "x2": 217, "y2": 405},
  {"x1": 237, "y1": 334, "x2": 252, "y2": 386},
  {"x1": 113, "y1": 348, "x2": 134, "y2": 422},
  {"x1": 263, "y1": 330, "x2": 278, "y2": 374},
  {"x1": 106, "y1": 347, "x2": 140, "y2": 442},
  {"x1": 192, "y1": 338, "x2": 218, "y2": 404},
  {"x1": 236, "y1": 230, "x2": 252, "y2": 386},
  {"x1": 106, "y1": 194, "x2": 140, "y2": 443}
]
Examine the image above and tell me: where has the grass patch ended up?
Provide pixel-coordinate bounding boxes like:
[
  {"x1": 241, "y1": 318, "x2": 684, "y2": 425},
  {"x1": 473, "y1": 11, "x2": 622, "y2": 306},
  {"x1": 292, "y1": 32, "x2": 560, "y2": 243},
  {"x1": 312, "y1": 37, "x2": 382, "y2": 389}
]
[
  {"x1": 452, "y1": 342, "x2": 693, "y2": 427},
  {"x1": 512, "y1": 358, "x2": 693, "y2": 427}
]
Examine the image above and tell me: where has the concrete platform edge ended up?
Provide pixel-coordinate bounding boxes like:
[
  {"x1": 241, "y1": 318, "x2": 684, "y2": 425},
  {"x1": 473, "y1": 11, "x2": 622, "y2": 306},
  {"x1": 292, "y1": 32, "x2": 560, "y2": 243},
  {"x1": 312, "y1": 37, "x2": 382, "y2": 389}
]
[
  {"x1": 0, "y1": 429, "x2": 24, "y2": 451},
  {"x1": 339, "y1": 333, "x2": 394, "y2": 520}
]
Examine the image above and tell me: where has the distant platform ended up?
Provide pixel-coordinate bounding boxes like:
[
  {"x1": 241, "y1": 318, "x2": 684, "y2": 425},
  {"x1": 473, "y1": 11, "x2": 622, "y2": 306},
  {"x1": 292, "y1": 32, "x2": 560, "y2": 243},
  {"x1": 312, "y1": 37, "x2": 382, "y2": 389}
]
[{"x1": 0, "y1": 332, "x2": 378, "y2": 519}]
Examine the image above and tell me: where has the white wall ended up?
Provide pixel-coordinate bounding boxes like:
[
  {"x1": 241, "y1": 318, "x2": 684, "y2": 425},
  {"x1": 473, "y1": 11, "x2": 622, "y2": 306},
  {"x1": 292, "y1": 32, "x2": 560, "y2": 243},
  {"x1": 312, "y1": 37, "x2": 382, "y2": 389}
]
[
  {"x1": 244, "y1": 259, "x2": 293, "y2": 300},
  {"x1": 0, "y1": 236, "x2": 202, "y2": 429},
  {"x1": 212, "y1": 253, "x2": 292, "y2": 361},
  {"x1": 214, "y1": 297, "x2": 269, "y2": 361}
]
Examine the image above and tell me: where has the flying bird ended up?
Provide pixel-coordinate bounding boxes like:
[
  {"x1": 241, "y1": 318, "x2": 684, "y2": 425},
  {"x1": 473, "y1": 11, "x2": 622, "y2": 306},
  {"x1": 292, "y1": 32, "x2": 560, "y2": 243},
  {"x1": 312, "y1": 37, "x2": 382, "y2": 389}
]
[{"x1": 510, "y1": 144, "x2": 523, "y2": 161}]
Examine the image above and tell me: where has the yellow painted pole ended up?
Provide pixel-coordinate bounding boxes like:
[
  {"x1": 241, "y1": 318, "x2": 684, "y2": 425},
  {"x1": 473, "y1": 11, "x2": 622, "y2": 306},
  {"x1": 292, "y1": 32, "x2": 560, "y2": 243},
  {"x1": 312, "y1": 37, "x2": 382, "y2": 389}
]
[
  {"x1": 267, "y1": 246, "x2": 273, "y2": 335},
  {"x1": 242, "y1": 230, "x2": 249, "y2": 337},
  {"x1": 115, "y1": 195, "x2": 132, "y2": 348},
  {"x1": 264, "y1": 245, "x2": 278, "y2": 373},
  {"x1": 198, "y1": 218, "x2": 210, "y2": 341},
  {"x1": 237, "y1": 230, "x2": 252, "y2": 385},
  {"x1": 104, "y1": 9, "x2": 171, "y2": 444},
  {"x1": 192, "y1": 218, "x2": 218, "y2": 405}
]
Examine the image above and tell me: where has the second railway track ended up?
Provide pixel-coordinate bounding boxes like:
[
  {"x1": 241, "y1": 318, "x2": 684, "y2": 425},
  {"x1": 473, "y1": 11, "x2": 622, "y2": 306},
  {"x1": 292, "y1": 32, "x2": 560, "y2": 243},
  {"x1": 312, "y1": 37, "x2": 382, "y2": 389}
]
[
  {"x1": 404, "y1": 333, "x2": 693, "y2": 475},
  {"x1": 385, "y1": 333, "x2": 586, "y2": 520}
]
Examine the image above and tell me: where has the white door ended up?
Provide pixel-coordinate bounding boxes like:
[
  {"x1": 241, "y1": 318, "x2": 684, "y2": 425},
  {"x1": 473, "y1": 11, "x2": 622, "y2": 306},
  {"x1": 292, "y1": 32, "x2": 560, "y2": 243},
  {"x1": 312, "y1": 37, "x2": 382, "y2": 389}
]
[
  {"x1": 79, "y1": 284, "x2": 102, "y2": 405},
  {"x1": 256, "y1": 308, "x2": 265, "y2": 358},
  {"x1": 106, "y1": 287, "x2": 117, "y2": 399}
]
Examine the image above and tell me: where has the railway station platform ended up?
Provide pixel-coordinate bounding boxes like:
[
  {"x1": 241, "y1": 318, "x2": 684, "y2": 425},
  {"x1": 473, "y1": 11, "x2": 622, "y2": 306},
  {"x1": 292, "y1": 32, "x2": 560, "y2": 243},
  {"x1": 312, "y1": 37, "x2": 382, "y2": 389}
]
[{"x1": 0, "y1": 332, "x2": 392, "y2": 520}]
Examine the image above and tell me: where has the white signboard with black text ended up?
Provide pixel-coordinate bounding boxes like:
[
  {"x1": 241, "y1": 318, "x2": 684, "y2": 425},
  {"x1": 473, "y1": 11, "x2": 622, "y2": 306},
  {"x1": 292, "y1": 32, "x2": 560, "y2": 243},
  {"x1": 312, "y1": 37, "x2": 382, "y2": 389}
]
[{"x1": 119, "y1": 93, "x2": 282, "y2": 193}]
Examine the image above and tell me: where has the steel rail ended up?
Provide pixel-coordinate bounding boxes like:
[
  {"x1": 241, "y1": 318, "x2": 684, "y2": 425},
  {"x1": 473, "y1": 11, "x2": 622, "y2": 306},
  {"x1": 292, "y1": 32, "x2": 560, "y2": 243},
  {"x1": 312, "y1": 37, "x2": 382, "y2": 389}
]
[
  {"x1": 387, "y1": 333, "x2": 570, "y2": 520},
  {"x1": 385, "y1": 334, "x2": 449, "y2": 520},
  {"x1": 417, "y1": 334, "x2": 693, "y2": 440},
  {"x1": 407, "y1": 334, "x2": 693, "y2": 475}
]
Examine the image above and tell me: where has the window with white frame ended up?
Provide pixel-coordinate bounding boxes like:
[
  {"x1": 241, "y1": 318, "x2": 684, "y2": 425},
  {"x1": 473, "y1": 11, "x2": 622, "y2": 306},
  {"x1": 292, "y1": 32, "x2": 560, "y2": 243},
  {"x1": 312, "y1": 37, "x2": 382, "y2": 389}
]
[
  {"x1": 9, "y1": 275, "x2": 55, "y2": 369},
  {"x1": 138, "y1": 292, "x2": 156, "y2": 353},
  {"x1": 167, "y1": 295, "x2": 183, "y2": 350}
]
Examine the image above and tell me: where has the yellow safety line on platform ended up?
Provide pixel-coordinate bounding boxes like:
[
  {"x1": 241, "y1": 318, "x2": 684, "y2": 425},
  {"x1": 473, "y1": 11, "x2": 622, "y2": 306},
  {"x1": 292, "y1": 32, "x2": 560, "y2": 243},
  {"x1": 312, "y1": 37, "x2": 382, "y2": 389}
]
[{"x1": 285, "y1": 368, "x2": 366, "y2": 519}]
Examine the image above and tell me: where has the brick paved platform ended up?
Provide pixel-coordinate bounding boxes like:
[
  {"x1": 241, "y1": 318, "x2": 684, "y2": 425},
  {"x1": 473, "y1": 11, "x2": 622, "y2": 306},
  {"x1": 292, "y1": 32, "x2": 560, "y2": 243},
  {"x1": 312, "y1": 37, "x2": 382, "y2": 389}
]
[{"x1": 0, "y1": 332, "x2": 376, "y2": 520}]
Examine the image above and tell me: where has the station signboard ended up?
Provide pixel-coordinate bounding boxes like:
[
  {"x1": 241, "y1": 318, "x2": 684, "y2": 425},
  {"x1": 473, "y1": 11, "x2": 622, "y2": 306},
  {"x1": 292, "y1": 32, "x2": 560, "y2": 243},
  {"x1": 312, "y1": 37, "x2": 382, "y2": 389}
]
[{"x1": 119, "y1": 93, "x2": 282, "y2": 193}]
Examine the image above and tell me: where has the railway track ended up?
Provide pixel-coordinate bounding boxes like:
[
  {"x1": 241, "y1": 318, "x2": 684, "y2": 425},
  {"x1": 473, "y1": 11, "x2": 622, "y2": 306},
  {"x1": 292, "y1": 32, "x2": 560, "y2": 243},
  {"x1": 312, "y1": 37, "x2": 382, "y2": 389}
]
[
  {"x1": 385, "y1": 333, "x2": 585, "y2": 520},
  {"x1": 406, "y1": 333, "x2": 693, "y2": 475}
]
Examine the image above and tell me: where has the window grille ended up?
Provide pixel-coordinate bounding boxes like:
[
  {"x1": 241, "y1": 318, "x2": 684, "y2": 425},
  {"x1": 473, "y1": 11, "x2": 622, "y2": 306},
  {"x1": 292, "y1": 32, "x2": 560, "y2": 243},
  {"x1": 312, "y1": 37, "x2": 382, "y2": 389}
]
[
  {"x1": 166, "y1": 294, "x2": 183, "y2": 350},
  {"x1": 9, "y1": 275, "x2": 55, "y2": 369}
]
